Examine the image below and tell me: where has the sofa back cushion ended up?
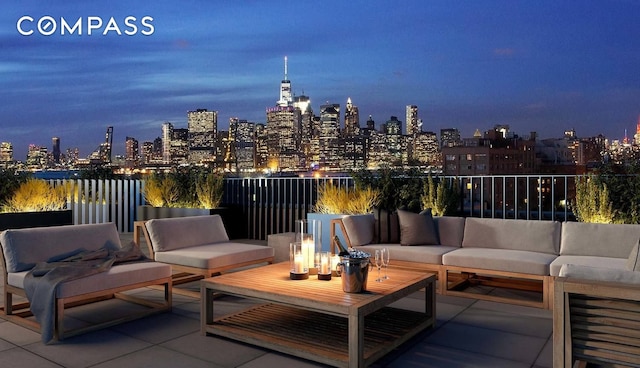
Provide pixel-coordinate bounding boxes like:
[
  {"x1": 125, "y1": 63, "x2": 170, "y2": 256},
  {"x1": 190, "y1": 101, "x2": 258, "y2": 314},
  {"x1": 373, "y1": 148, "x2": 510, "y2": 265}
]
[
  {"x1": 0, "y1": 223, "x2": 122, "y2": 273},
  {"x1": 341, "y1": 214, "x2": 375, "y2": 247},
  {"x1": 434, "y1": 216, "x2": 465, "y2": 248},
  {"x1": 561, "y1": 221, "x2": 640, "y2": 258},
  {"x1": 372, "y1": 208, "x2": 400, "y2": 243},
  {"x1": 145, "y1": 215, "x2": 229, "y2": 252},
  {"x1": 462, "y1": 217, "x2": 561, "y2": 254},
  {"x1": 397, "y1": 209, "x2": 439, "y2": 246}
]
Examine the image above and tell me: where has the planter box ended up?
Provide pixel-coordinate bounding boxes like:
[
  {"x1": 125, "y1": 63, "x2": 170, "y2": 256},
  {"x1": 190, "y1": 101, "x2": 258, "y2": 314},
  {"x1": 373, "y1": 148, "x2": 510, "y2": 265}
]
[
  {"x1": 137, "y1": 205, "x2": 245, "y2": 239},
  {"x1": 0, "y1": 210, "x2": 73, "y2": 232},
  {"x1": 306, "y1": 213, "x2": 348, "y2": 252}
]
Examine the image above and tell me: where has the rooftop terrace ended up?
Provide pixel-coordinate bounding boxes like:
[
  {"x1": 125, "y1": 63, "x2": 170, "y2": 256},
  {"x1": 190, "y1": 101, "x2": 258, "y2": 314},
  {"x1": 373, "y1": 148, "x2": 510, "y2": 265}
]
[{"x1": 0, "y1": 233, "x2": 552, "y2": 368}]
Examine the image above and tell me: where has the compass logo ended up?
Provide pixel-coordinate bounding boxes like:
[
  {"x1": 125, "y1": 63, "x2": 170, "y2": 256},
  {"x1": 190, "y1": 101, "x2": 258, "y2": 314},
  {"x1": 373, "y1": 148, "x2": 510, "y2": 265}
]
[{"x1": 17, "y1": 15, "x2": 154, "y2": 36}]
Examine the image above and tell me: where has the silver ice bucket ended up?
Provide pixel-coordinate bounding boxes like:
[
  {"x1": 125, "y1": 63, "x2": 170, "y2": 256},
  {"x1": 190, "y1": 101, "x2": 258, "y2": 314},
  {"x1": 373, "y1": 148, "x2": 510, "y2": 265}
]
[{"x1": 338, "y1": 256, "x2": 371, "y2": 293}]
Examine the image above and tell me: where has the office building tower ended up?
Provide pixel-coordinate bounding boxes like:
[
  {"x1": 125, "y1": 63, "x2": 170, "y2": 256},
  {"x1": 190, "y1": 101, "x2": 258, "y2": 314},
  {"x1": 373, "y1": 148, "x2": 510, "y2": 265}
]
[
  {"x1": 277, "y1": 56, "x2": 292, "y2": 107},
  {"x1": 52, "y1": 137, "x2": 61, "y2": 164},
  {"x1": 141, "y1": 141, "x2": 154, "y2": 164},
  {"x1": 125, "y1": 136, "x2": 139, "y2": 168},
  {"x1": 188, "y1": 109, "x2": 217, "y2": 164},
  {"x1": 171, "y1": 128, "x2": 189, "y2": 165},
  {"x1": 162, "y1": 122, "x2": 173, "y2": 164},
  {"x1": 0, "y1": 142, "x2": 13, "y2": 165},
  {"x1": 319, "y1": 103, "x2": 341, "y2": 169},
  {"x1": 343, "y1": 97, "x2": 360, "y2": 137},
  {"x1": 411, "y1": 131, "x2": 440, "y2": 166},
  {"x1": 406, "y1": 105, "x2": 420, "y2": 135},
  {"x1": 440, "y1": 128, "x2": 462, "y2": 148},
  {"x1": 26, "y1": 144, "x2": 47, "y2": 168},
  {"x1": 254, "y1": 123, "x2": 268, "y2": 169},
  {"x1": 231, "y1": 118, "x2": 256, "y2": 171}
]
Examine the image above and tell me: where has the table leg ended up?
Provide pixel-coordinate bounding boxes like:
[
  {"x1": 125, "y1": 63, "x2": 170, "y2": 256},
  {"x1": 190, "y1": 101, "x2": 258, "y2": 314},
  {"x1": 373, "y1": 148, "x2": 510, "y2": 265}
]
[
  {"x1": 348, "y1": 312, "x2": 364, "y2": 368},
  {"x1": 201, "y1": 285, "x2": 214, "y2": 335}
]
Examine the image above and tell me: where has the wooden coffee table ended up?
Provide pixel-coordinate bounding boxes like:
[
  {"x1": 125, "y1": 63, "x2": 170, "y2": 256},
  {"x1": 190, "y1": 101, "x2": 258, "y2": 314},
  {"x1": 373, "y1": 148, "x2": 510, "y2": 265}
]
[{"x1": 201, "y1": 262, "x2": 435, "y2": 367}]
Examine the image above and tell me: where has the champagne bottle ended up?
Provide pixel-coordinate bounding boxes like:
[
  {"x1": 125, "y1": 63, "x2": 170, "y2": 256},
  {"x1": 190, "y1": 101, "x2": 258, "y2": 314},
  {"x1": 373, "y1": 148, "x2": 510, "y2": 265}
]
[{"x1": 334, "y1": 235, "x2": 350, "y2": 256}]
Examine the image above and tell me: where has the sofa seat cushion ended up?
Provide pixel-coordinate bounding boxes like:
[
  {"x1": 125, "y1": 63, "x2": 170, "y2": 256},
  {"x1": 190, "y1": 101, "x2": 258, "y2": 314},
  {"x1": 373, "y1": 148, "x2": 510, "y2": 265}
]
[
  {"x1": 560, "y1": 221, "x2": 640, "y2": 257},
  {"x1": 442, "y1": 248, "x2": 556, "y2": 275},
  {"x1": 1, "y1": 223, "x2": 122, "y2": 273},
  {"x1": 550, "y1": 255, "x2": 627, "y2": 277},
  {"x1": 359, "y1": 244, "x2": 458, "y2": 265},
  {"x1": 154, "y1": 242, "x2": 274, "y2": 269},
  {"x1": 462, "y1": 218, "x2": 561, "y2": 255},
  {"x1": 146, "y1": 215, "x2": 229, "y2": 252},
  {"x1": 559, "y1": 264, "x2": 640, "y2": 284},
  {"x1": 7, "y1": 262, "x2": 171, "y2": 298}
]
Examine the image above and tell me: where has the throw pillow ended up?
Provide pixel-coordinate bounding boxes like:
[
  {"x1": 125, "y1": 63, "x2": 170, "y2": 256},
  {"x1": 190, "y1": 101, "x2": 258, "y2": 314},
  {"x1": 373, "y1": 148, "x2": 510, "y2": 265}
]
[
  {"x1": 397, "y1": 208, "x2": 439, "y2": 246},
  {"x1": 627, "y1": 239, "x2": 640, "y2": 271},
  {"x1": 372, "y1": 207, "x2": 400, "y2": 243}
]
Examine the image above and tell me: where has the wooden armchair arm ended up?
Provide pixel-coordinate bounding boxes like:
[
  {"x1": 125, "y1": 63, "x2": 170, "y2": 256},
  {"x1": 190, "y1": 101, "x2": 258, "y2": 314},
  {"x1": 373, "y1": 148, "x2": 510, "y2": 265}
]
[{"x1": 329, "y1": 218, "x2": 352, "y2": 254}]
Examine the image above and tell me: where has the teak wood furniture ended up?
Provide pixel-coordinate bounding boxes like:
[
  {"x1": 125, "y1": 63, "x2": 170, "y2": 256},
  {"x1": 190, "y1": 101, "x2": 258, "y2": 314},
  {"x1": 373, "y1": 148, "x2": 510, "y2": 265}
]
[{"x1": 201, "y1": 262, "x2": 435, "y2": 368}]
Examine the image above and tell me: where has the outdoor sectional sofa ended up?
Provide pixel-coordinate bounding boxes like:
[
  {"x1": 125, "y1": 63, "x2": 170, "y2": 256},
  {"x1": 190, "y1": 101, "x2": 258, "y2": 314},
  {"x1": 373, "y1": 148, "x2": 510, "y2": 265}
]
[
  {"x1": 0, "y1": 223, "x2": 172, "y2": 343},
  {"x1": 332, "y1": 210, "x2": 640, "y2": 309}
]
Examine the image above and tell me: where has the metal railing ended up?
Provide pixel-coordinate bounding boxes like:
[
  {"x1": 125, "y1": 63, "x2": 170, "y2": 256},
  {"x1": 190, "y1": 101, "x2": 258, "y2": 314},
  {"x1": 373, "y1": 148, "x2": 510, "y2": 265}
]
[{"x1": 49, "y1": 175, "x2": 577, "y2": 238}]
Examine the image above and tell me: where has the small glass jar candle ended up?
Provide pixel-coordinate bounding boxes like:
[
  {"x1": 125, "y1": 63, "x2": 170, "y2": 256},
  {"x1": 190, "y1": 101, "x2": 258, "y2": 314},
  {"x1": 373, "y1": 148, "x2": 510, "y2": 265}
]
[{"x1": 289, "y1": 242, "x2": 309, "y2": 280}]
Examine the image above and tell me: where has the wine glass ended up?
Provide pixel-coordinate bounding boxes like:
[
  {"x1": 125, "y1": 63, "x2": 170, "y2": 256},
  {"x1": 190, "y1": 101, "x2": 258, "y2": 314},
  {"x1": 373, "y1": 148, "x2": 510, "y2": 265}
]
[
  {"x1": 382, "y1": 248, "x2": 390, "y2": 280},
  {"x1": 374, "y1": 250, "x2": 383, "y2": 282}
]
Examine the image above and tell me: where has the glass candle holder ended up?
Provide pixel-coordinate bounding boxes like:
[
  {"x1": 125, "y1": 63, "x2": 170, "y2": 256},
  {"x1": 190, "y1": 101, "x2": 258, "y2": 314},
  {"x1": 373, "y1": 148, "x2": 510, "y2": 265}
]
[
  {"x1": 296, "y1": 219, "x2": 321, "y2": 274},
  {"x1": 289, "y1": 242, "x2": 309, "y2": 280},
  {"x1": 316, "y1": 251, "x2": 332, "y2": 280}
]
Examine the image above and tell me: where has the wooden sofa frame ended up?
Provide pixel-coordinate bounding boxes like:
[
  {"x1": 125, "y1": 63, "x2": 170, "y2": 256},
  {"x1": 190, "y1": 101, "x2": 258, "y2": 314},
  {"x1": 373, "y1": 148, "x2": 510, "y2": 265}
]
[
  {"x1": 554, "y1": 277, "x2": 640, "y2": 367},
  {"x1": 134, "y1": 220, "x2": 274, "y2": 298},
  {"x1": 0, "y1": 242, "x2": 172, "y2": 341},
  {"x1": 331, "y1": 218, "x2": 553, "y2": 309}
]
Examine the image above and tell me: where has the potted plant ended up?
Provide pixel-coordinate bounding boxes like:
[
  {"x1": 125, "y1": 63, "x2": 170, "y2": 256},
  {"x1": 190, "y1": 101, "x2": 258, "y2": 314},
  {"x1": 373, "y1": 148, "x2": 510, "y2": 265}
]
[
  {"x1": 138, "y1": 168, "x2": 242, "y2": 237},
  {"x1": 0, "y1": 178, "x2": 73, "y2": 231},
  {"x1": 308, "y1": 182, "x2": 380, "y2": 251}
]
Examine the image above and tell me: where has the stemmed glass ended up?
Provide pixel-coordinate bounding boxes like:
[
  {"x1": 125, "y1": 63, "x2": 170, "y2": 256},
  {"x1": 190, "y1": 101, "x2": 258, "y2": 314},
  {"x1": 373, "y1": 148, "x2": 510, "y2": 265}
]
[
  {"x1": 374, "y1": 250, "x2": 383, "y2": 282},
  {"x1": 382, "y1": 248, "x2": 390, "y2": 280}
]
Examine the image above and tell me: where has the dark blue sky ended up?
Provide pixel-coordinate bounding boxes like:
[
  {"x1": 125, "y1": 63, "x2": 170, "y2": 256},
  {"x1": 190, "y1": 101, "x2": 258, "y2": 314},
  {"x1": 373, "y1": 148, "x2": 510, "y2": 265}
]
[{"x1": 1, "y1": 0, "x2": 639, "y2": 160}]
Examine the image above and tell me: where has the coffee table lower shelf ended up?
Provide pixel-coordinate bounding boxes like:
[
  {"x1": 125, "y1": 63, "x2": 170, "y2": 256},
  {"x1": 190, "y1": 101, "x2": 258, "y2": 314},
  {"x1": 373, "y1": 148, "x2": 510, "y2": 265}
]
[{"x1": 203, "y1": 303, "x2": 432, "y2": 367}]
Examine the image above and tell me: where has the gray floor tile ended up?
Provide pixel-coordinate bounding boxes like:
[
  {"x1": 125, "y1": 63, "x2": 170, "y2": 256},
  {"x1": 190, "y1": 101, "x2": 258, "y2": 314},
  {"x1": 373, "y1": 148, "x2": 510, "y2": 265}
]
[
  {"x1": 423, "y1": 322, "x2": 548, "y2": 364},
  {"x1": 453, "y1": 306, "x2": 552, "y2": 338},
  {"x1": 0, "y1": 335, "x2": 16, "y2": 352},
  {"x1": 24, "y1": 329, "x2": 151, "y2": 368},
  {"x1": 0, "y1": 320, "x2": 41, "y2": 346},
  {"x1": 534, "y1": 337, "x2": 554, "y2": 368},
  {"x1": 160, "y1": 331, "x2": 267, "y2": 366},
  {"x1": 472, "y1": 300, "x2": 553, "y2": 319},
  {"x1": 238, "y1": 352, "x2": 329, "y2": 367},
  {"x1": 111, "y1": 312, "x2": 199, "y2": 344},
  {"x1": 0, "y1": 347, "x2": 62, "y2": 368},
  {"x1": 91, "y1": 345, "x2": 219, "y2": 368},
  {"x1": 384, "y1": 344, "x2": 531, "y2": 368}
]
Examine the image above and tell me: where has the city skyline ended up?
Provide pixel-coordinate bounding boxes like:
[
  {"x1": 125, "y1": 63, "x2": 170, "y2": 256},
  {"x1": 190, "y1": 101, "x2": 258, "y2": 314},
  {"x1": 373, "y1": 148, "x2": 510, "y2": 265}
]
[{"x1": 1, "y1": 1, "x2": 639, "y2": 159}]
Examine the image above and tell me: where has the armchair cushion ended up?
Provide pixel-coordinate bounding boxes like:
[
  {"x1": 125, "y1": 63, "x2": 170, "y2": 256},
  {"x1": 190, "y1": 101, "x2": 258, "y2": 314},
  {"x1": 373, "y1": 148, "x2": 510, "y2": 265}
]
[
  {"x1": 145, "y1": 215, "x2": 229, "y2": 252},
  {"x1": 341, "y1": 214, "x2": 375, "y2": 247},
  {"x1": 560, "y1": 263, "x2": 640, "y2": 284}
]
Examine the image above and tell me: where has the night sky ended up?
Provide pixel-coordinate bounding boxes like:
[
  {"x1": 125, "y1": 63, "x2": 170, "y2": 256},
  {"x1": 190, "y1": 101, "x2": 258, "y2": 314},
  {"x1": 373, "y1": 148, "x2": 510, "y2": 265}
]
[{"x1": 1, "y1": 0, "x2": 639, "y2": 160}]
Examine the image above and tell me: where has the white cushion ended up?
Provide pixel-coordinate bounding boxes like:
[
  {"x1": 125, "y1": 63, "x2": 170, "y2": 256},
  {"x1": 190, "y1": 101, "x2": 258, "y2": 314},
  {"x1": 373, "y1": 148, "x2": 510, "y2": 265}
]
[
  {"x1": 434, "y1": 216, "x2": 465, "y2": 248},
  {"x1": 550, "y1": 255, "x2": 627, "y2": 277},
  {"x1": 360, "y1": 244, "x2": 457, "y2": 265},
  {"x1": 559, "y1": 264, "x2": 640, "y2": 284},
  {"x1": 1, "y1": 223, "x2": 121, "y2": 273},
  {"x1": 627, "y1": 240, "x2": 640, "y2": 271},
  {"x1": 443, "y1": 248, "x2": 556, "y2": 275},
  {"x1": 462, "y1": 218, "x2": 560, "y2": 255},
  {"x1": 560, "y1": 222, "x2": 640, "y2": 257},
  {"x1": 146, "y1": 215, "x2": 229, "y2": 252},
  {"x1": 154, "y1": 242, "x2": 274, "y2": 269},
  {"x1": 341, "y1": 214, "x2": 375, "y2": 246}
]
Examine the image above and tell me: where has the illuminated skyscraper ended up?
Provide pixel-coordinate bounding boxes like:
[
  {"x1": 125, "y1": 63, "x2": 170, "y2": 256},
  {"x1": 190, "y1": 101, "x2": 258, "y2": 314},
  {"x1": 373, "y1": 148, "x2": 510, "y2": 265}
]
[
  {"x1": 319, "y1": 103, "x2": 341, "y2": 169},
  {"x1": 440, "y1": 128, "x2": 462, "y2": 148},
  {"x1": 230, "y1": 118, "x2": 256, "y2": 171},
  {"x1": 162, "y1": 122, "x2": 173, "y2": 164},
  {"x1": 343, "y1": 97, "x2": 360, "y2": 137},
  {"x1": 125, "y1": 136, "x2": 139, "y2": 168},
  {"x1": 0, "y1": 142, "x2": 13, "y2": 165},
  {"x1": 406, "y1": 105, "x2": 420, "y2": 135},
  {"x1": 188, "y1": 109, "x2": 217, "y2": 164},
  {"x1": 277, "y1": 56, "x2": 292, "y2": 107}
]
